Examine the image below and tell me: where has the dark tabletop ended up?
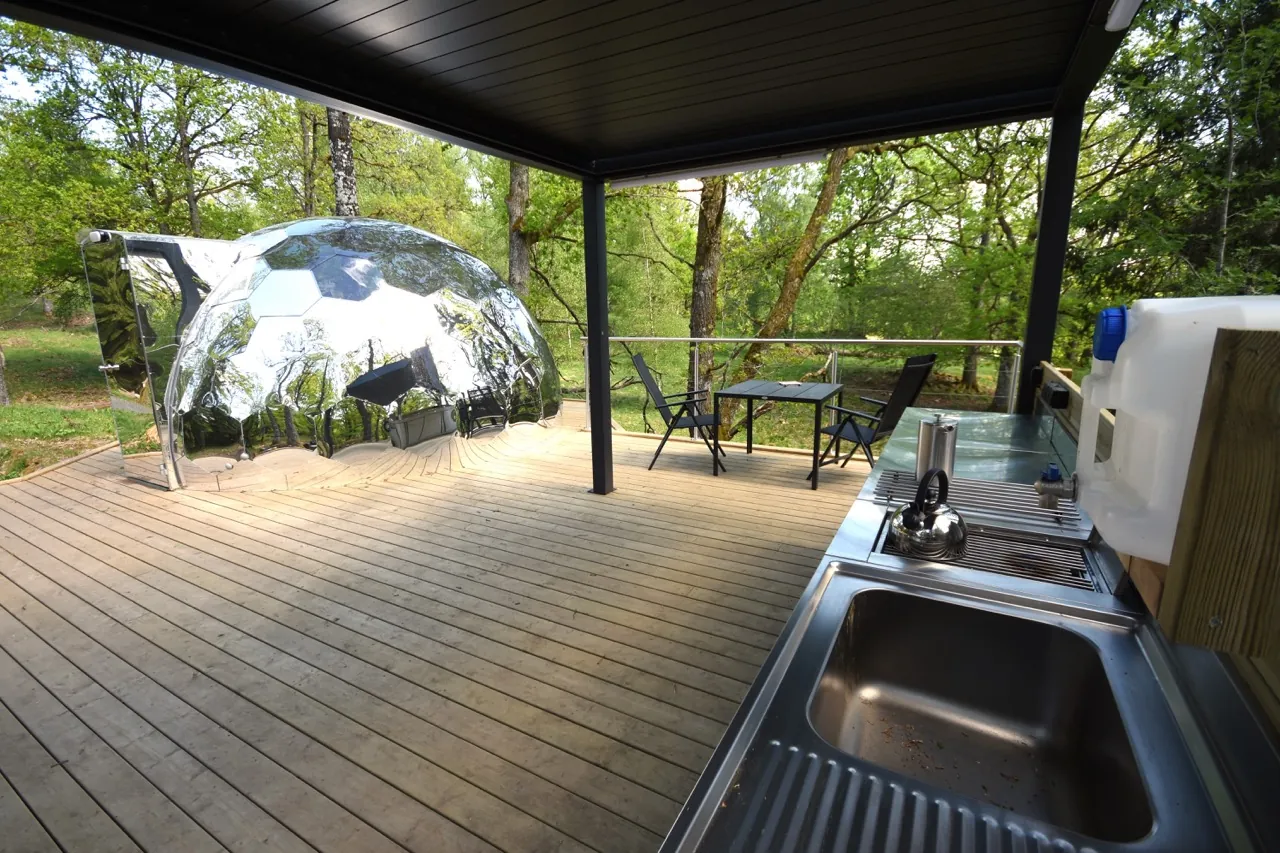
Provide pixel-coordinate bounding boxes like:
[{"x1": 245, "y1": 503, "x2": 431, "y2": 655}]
[{"x1": 716, "y1": 380, "x2": 842, "y2": 402}]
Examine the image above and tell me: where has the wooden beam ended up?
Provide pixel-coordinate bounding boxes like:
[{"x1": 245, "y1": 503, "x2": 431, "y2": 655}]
[{"x1": 1160, "y1": 329, "x2": 1280, "y2": 658}]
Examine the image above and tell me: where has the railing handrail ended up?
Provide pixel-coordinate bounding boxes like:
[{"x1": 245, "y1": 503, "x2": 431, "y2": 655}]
[{"x1": 591, "y1": 335, "x2": 1022, "y2": 348}]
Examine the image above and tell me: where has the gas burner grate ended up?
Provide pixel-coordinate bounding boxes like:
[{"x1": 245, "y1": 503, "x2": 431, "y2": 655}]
[
  {"x1": 883, "y1": 529, "x2": 1097, "y2": 590},
  {"x1": 873, "y1": 468, "x2": 1084, "y2": 528}
]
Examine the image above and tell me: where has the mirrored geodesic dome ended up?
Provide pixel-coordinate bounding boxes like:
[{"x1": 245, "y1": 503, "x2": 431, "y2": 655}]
[{"x1": 165, "y1": 218, "x2": 559, "y2": 474}]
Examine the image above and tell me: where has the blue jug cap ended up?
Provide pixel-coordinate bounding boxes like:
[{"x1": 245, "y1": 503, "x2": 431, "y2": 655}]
[{"x1": 1093, "y1": 306, "x2": 1128, "y2": 362}]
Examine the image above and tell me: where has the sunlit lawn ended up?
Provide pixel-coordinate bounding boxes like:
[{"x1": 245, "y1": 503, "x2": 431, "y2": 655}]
[{"x1": 0, "y1": 321, "x2": 121, "y2": 479}]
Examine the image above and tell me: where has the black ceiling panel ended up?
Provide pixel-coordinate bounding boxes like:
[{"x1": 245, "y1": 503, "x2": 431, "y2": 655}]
[{"x1": 0, "y1": 0, "x2": 1129, "y2": 179}]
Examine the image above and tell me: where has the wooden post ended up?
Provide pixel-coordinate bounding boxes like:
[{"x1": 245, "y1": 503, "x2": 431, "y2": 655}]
[{"x1": 1160, "y1": 329, "x2": 1280, "y2": 658}]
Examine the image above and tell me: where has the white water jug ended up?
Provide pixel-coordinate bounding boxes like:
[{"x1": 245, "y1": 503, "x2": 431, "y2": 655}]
[{"x1": 1077, "y1": 296, "x2": 1280, "y2": 564}]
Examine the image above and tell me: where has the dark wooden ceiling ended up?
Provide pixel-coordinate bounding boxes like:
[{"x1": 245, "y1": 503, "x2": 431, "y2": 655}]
[{"x1": 0, "y1": 0, "x2": 1127, "y2": 179}]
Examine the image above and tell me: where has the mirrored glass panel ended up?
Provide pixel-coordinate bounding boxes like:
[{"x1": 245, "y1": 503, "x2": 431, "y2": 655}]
[{"x1": 79, "y1": 230, "x2": 240, "y2": 487}]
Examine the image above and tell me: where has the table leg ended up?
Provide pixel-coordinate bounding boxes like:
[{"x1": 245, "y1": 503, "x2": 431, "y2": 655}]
[
  {"x1": 746, "y1": 399, "x2": 754, "y2": 453},
  {"x1": 834, "y1": 389, "x2": 843, "y2": 458},
  {"x1": 811, "y1": 399, "x2": 822, "y2": 490},
  {"x1": 713, "y1": 395, "x2": 721, "y2": 477}
]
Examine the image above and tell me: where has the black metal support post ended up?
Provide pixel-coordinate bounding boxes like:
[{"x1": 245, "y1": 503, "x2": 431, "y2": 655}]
[
  {"x1": 1016, "y1": 104, "x2": 1085, "y2": 414},
  {"x1": 583, "y1": 178, "x2": 614, "y2": 494}
]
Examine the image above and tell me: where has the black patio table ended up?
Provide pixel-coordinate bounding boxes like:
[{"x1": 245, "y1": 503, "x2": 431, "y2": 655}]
[{"x1": 713, "y1": 380, "x2": 843, "y2": 489}]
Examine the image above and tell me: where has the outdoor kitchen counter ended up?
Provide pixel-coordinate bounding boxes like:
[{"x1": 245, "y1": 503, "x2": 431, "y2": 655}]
[{"x1": 657, "y1": 410, "x2": 1234, "y2": 853}]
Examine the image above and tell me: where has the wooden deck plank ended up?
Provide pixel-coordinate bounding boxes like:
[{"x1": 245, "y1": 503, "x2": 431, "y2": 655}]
[
  {"x1": 0, "y1": 427, "x2": 862, "y2": 853},
  {"x1": 0, "y1": 686, "x2": 140, "y2": 853},
  {"x1": 0, "y1": 486, "x2": 678, "y2": 842},
  {"x1": 0, "y1": 767, "x2": 61, "y2": 853},
  {"x1": 0, "y1": 640, "x2": 227, "y2": 853},
  {"x1": 0, "y1": 545, "x2": 475, "y2": 853},
  {"x1": 61, "y1": 462, "x2": 767, "y2": 694},
  {"x1": 32, "y1": 472, "x2": 732, "y2": 754},
  {"x1": 3, "y1": 482, "x2": 712, "y2": 786},
  {"x1": 0, "y1": 609, "x2": 315, "y2": 853}
]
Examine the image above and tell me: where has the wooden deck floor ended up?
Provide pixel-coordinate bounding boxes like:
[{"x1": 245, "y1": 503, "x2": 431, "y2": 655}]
[{"x1": 0, "y1": 418, "x2": 866, "y2": 853}]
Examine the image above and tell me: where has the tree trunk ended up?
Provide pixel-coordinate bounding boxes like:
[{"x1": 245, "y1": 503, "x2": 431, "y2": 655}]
[
  {"x1": 1216, "y1": 109, "x2": 1235, "y2": 276},
  {"x1": 299, "y1": 106, "x2": 320, "y2": 217},
  {"x1": 961, "y1": 347, "x2": 981, "y2": 390},
  {"x1": 0, "y1": 345, "x2": 9, "y2": 406},
  {"x1": 719, "y1": 148, "x2": 851, "y2": 436},
  {"x1": 506, "y1": 161, "x2": 532, "y2": 297},
  {"x1": 326, "y1": 108, "x2": 359, "y2": 217},
  {"x1": 283, "y1": 405, "x2": 298, "y2": 446},
  {"x1": 177, "y1": 122, "x2": 202, "y2": 236},
  {"x1": 688, "y1": 175, "x2": 727, "y2": 395},
  {"x1": 989, "y1": 346, "x2": 1016, "y2": 412}
]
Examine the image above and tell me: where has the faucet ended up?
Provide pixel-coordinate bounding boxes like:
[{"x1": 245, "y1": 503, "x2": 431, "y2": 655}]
[{"x1": 1034, "y1": 463, "x2": 1077, "y2": 509}]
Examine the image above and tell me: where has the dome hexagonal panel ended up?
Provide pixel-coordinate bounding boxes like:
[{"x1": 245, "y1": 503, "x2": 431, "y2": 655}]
[{"x1": 166, "y1": 217, "x2": 560, "y2": 470}]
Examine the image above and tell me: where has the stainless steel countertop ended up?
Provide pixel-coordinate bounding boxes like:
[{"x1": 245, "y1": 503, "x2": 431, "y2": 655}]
[
  {"x1": 657, "y1": 411, "x2": 1238, "y2": 853},
  {"x1": 877, "y1": 407, "x2": 1075, "y2": 484}
]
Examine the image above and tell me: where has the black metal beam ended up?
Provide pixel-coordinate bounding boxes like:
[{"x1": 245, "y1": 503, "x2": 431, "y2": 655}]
[
  {"x1": 1056, "y1": 0, "x2": 1134, "y2": 112},
  {"x1": 582, "y1": 179, "x2": 614, "y2": 495},
  {"x1": 1017, "y1": 104, "x2": 1084, "y2": 415}
]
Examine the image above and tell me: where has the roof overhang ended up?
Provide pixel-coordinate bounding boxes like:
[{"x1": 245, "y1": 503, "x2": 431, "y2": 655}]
[{"x1": 0, "y1": 0, "x2": 1135, "y2": 180}]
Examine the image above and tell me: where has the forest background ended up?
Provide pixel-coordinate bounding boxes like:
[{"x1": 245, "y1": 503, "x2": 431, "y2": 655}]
[{"x1": 0, "y1": 0, "x2": 1275, "y2": 476}]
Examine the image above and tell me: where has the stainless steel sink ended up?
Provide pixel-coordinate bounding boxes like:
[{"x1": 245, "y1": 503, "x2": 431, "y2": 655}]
[
  {"x1": 809, "y1": 589, "x2": 1152, "y2": 842},
  {"x1": 668, "y1": 561, "x2": 1227, "y2": 853}
]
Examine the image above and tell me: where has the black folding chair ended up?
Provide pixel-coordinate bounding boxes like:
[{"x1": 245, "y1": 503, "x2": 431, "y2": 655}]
[
  {"x1": 632, "y1": 353, "x2": 726, "y2": 472},
  {"x1": 458, "y1": 386, "x2": 506, "y2": 437},
  {"x1": 812, "y1": 354, "x2": 937, "y2": 472}
]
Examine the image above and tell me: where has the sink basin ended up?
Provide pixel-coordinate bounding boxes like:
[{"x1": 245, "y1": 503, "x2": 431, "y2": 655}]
[{"x1": 809, "y1": 589, "x2": 1153, "y2": 842}]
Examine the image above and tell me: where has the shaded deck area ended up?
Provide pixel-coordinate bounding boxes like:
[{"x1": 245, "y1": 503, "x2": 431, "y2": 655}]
[{"x1": 0, "y1": 414, "x2": 866, "y2": 853}]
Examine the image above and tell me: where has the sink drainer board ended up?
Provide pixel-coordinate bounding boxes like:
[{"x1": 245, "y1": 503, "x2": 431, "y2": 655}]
[{"x1": 882, "y1": 528, "x2": 1098, "y2": 591}]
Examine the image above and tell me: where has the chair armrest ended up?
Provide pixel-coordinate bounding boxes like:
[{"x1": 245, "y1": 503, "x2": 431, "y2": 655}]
[
  {"x1": 663, "y1": 390, "x2": 707, "y2": 403},
  {"x1": 826, "y1": 404, "x2": 881, "y2": 423},
  {"x1": 859, "y1": 395, "x2": 888, "y2": 409}
]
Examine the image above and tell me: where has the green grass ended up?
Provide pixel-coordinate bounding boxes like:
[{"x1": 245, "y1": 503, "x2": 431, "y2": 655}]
[
  {"x1": 0, "y1": 323, "x2": 108, "y2": 407},
  {"x1": 0, "y1": 319, "x2": 118, "y2": 479}
]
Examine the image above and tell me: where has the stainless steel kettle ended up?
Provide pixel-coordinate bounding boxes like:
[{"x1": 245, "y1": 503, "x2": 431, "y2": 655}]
[{"x1": 888, "y1": 468, "x2": 968, "y2": 560}]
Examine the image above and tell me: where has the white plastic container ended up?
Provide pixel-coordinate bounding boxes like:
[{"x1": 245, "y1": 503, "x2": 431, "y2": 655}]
[{"x1": 1077, "y1": 296, "x2": 1280, "y2": 564}]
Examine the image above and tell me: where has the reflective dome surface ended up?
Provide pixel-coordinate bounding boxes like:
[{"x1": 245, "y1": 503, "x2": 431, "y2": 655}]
[{"x1": 166, "y1": 218, "x2": 559, "y2": 474}]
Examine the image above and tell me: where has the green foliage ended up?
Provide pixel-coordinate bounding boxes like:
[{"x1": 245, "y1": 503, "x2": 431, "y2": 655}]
[{"x1": 1, "y1": 0, "x2": 1277, "y2": 460}]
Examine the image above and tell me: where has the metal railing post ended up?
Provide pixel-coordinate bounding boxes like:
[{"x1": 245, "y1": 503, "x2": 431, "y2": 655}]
[
  {"x1": 692, "y1": 343, "x2": 701, "y2": 394},
  {"x1": 1008, "y1": 348, "x2": 1022, "y2": 415},
  {"x1": 582, "y1": 337, "x2": 590, "y2": 429}
]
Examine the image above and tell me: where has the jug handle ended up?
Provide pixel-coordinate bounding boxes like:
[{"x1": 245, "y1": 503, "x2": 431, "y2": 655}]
[
  {"x1": 1078, "y1": 395, "x2": 1105, "y2": 480},
  {"x1": 913, "y1": 468, "x2": 949, "y2": 510}
]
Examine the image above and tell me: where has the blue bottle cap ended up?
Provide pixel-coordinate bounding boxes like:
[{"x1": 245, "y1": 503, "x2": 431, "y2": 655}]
[
  {"x1": 1092, "y1": 306, "x2": 1128, "y2": 362},
  {"x1": 1041, "y1": 462, "x2": 1062, "y2": 482}
]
